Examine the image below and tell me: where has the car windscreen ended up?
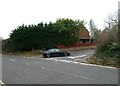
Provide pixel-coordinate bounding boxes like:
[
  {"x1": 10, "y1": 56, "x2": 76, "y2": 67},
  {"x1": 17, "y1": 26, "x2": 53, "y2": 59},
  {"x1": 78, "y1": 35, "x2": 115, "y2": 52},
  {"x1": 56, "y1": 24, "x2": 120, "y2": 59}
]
[{"x1": 54, "y1": 49, "x2": 60, "y2": 52}]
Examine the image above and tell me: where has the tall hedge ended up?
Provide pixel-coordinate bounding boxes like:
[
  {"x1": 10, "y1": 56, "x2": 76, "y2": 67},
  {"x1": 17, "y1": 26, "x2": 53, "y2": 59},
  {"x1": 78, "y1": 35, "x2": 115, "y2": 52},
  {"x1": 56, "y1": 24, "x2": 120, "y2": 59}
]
[{"x1": 9, "y1": 18, "x2": 85, "y2": 51}]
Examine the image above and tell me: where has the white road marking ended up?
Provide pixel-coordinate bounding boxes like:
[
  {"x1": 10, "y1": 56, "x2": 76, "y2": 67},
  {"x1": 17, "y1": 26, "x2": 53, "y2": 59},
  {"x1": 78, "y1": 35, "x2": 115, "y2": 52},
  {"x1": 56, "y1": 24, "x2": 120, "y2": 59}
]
[
  {"x1": 0, "y1": 80, "x2": 5, "y2": 85},
  {"x1": 79, "y1": 63, "x2": 117, "y2": 69},
  {"x1": 61, "y1": 60, "x2": 72, "y2": 63},
  {"x1": 26, "y1": 63, "x2": 30, "y2": 65},
  {"x1": 73, "y1": 62, "x2": 80, "y2": 64},
  {"x1": 64, "y1": 60, "x2": 72, "y2": 63},
  {"x1": 41, "y1": 67, "x2": 48, "y2": 70},
  {"x1": 40, "y1": 66, "x2": 92, "y2": 80},
  {"x1": 72, "y1": 74, "x2": 90, "y2": 80},
  {"x1": 68, "y1": 56, "x2": 75, "y2": 59},
  {"x1": 79, "y1": 55, "x2": 87, "y2": 57},
  {"x1": 10, "y1": 59, "x2": 15, "y2": 61},
  {"x1": 39, "y1": 57, "x2": 117, "y2": 69},
  {"x1": 68, "y1": 55, "x2": 87, "y2": 59},
  {"x1": 42, "y1": 67, "x2": 45, "y2": 68},
  {"x1": 26, "y1": 57, "x2": 35, "y2": 59}
]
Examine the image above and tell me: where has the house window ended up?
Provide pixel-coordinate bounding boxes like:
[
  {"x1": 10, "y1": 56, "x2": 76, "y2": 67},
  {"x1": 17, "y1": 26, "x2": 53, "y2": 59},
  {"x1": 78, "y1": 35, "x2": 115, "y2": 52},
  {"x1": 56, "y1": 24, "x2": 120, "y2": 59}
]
[{"x1": 83, "y1": 40, "x2": 86, "y2": 43}]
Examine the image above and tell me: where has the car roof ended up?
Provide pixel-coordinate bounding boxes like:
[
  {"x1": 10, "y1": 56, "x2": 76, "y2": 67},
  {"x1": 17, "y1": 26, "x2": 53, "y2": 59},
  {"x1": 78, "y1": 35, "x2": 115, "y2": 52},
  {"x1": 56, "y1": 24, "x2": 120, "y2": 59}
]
[
  {"x1": 47, "y1": 48, "x2": 59, "y2": 50},
  {"x1": 46, "y1": 48, "x2": 60, "y2": 52}
]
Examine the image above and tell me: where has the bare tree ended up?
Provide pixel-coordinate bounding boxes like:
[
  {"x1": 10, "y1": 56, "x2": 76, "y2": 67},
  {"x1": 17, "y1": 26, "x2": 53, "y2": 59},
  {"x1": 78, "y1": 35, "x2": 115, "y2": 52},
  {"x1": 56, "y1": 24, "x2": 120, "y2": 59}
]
[
  {"x1": 118, "y1": 4, "x2": 120, "y2": 42},
  {"x1": 104, "y1": 11, "x2": 118, "y2": 29},
  {"x1": 89, "y1": 19, "x2": 99, "y2": 43}
]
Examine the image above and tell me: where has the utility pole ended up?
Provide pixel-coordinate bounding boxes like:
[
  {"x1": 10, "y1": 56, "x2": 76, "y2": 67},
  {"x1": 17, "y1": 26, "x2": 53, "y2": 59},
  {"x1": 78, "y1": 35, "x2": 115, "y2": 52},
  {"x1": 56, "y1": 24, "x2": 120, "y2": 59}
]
[{"x1": 118, "y1": 2, "x2": 120, "y2": 42}]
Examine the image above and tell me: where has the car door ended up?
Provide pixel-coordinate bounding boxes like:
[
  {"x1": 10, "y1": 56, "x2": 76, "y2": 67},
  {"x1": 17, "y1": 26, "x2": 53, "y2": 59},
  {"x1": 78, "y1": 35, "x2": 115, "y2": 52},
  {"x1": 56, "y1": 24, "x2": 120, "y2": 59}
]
[
  {"x1": 47, "y1": 49, "x2": 54, "y2": 57},
  {"x1": 55, "y1": 49, "x2": 63, "y2": 57},
  {"x1": 51, "y1": 49, "x2": 57, "y2": 57}
]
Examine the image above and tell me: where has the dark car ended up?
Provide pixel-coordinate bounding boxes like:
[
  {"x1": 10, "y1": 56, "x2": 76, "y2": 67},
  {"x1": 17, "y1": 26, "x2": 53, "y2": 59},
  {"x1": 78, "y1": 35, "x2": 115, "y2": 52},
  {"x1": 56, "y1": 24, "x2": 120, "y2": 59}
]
[{"x1": 42, "y1": 48, "x2": 70, "y2": 58}]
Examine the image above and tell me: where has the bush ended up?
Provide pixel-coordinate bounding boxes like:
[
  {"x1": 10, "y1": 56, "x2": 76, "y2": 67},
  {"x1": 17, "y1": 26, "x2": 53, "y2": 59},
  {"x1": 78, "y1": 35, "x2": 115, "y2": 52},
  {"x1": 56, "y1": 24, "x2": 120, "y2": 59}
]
[
  {"x1": 96, "y1": 42, "x2": 120, "y2": 58},
  {"x1": 108, "y1": 42, "x2": 120, "y2": 51}
]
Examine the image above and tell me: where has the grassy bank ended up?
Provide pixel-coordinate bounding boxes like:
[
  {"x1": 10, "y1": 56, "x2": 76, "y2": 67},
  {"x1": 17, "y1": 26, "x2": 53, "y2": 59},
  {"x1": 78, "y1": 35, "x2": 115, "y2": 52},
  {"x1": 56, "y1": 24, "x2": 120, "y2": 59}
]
[
  {"x1": 2, "y1": 50, "x2": 43, "y2": 57},
  {"x1": 86, "y1": 56, "x2": 120, "y2": 68},
  {"x1": 86, "y1": 42, "x2": 120, "y2": 68}
]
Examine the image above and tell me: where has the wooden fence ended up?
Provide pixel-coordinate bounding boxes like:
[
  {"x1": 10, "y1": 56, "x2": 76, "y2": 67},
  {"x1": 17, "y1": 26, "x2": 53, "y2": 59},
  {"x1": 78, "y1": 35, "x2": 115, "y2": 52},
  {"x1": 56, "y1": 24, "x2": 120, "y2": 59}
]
[{"x1": 57, "y1": 43, "x2": 95, "y2": 49}]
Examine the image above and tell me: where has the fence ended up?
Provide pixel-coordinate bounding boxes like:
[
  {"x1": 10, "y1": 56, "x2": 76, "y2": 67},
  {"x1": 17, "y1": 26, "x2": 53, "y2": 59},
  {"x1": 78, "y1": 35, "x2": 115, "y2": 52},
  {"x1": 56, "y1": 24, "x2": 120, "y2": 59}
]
[{"x1": 57, "y1": 43, "x2": 95, "y2": 49}]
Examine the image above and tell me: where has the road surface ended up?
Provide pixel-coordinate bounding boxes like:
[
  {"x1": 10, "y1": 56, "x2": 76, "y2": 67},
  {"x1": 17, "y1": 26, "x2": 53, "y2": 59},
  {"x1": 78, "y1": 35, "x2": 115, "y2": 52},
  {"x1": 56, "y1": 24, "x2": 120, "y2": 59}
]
[{"x1": 1, "y1": 50, "x2": 119, "y2": 84}]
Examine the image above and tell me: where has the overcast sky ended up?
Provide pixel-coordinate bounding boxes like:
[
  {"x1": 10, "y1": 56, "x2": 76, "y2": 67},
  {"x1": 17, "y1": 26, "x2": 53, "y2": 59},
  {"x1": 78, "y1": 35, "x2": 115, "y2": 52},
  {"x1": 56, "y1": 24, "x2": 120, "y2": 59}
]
[{"x1": 0, "y1": 0, "x2": 119, "y2": 39}]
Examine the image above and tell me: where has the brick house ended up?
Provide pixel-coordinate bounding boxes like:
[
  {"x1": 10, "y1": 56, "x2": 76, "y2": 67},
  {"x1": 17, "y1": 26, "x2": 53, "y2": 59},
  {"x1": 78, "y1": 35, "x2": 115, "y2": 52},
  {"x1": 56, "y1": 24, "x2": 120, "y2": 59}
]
[
  {"x1": 57, "y1": 27, "x2": 95, "y2": 49},
  {"x1": 78, "y1": 27, "x2": 94, "y2": 43}
]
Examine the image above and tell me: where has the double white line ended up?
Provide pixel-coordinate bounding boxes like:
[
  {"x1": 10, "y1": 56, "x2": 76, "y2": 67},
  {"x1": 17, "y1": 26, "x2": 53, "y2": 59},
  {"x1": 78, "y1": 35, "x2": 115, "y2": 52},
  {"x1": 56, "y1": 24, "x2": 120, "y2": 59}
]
[
  {"x1": 68, "y1": 55, "x2": 87, "y2": 59},
  {"x1": 0, "y1": 80, "x2": 5, "y2": 86}
]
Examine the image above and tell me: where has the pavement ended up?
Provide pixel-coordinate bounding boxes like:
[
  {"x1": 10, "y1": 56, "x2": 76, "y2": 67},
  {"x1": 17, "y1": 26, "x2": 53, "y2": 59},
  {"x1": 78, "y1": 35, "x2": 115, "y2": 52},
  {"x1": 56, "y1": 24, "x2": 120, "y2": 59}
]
[{"x1": 1, "y1": 49, "x2": 119, "y2": 84}]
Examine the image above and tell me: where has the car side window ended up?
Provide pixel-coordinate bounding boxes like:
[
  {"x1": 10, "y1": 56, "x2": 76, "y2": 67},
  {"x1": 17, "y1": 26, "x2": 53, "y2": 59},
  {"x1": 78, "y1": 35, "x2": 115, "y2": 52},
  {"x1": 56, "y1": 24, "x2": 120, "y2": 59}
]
[
  {"x1": 55, "y1": 49, "x2": 60, "y2": 52},
  {"x1": 48, "y1": 49, "x2": 55, "y2": 52}
]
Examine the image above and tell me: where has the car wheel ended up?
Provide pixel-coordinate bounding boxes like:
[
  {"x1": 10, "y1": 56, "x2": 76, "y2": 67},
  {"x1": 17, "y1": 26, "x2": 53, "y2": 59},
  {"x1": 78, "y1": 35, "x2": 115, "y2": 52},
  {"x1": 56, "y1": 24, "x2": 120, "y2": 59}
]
[
  {"x1": 64, "y1": 53, "x2": 68, "y2": 56},
  {"x1": 67, "y1": 53, "x2": 70, "y2": 56},
  {"x1": 47, "y1": 54, "x2": 50, "y2": 58}
]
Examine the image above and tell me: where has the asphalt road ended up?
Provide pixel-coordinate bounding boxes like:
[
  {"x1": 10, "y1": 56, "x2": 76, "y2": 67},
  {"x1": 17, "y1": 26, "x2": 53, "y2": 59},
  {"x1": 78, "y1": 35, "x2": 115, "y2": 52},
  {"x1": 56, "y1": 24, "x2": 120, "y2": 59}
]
[{"x1": 1, "y1": 50, "x2": 119, "y2": 84}]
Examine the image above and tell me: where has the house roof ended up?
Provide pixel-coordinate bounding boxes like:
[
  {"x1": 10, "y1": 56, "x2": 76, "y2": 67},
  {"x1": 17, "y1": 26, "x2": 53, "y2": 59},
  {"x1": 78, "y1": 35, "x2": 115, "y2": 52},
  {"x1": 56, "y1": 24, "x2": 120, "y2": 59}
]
[{"x1": 79, "y1": 27, "x2": 90, "y2": 39}]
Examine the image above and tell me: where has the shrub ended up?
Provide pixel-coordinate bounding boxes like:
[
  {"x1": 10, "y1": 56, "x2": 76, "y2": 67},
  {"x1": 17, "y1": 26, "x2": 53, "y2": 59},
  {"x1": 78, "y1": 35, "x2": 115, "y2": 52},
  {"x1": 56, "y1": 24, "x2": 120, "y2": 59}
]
[{"x1": 95, "y1": 42, "x2": 120, "y2": 58}]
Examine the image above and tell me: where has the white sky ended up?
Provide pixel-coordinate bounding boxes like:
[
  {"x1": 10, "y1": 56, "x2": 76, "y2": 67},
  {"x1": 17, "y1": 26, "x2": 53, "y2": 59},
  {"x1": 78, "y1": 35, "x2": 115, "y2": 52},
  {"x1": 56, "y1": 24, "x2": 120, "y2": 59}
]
[{"x1": 0, "y1": 0, "x2": 119, "y2": 39}]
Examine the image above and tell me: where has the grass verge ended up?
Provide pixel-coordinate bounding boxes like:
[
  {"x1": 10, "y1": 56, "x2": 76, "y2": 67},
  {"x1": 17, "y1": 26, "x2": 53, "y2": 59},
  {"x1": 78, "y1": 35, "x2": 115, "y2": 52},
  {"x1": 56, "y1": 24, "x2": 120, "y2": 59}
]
[
  {"x1": 86, "y1": 56, "x2": 120, "y2": 68},
  {"x1": 2, "y1": 50, "x2": 43, "y2": 57}
]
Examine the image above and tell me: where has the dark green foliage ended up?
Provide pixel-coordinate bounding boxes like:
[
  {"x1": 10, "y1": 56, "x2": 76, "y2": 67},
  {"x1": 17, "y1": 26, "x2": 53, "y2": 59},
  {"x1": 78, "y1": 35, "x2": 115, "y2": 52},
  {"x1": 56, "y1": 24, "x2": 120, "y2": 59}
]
[
  {"x1": 2, "y1": 39, "x2": 14, "y2": 53},
  {"x1": 8, "y1": 18, "x2": 85, "y2": 51},
  {"x1": 96, "y1": 42, "x2": 120, "y2": 58}
]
